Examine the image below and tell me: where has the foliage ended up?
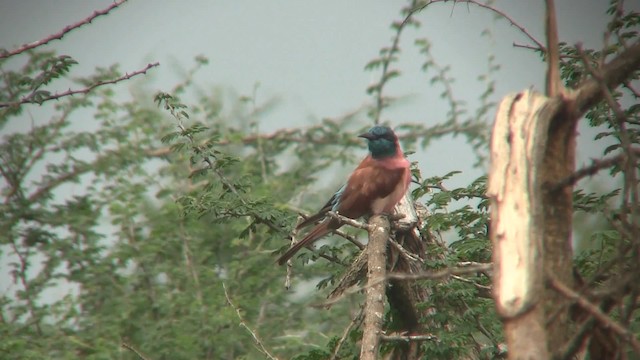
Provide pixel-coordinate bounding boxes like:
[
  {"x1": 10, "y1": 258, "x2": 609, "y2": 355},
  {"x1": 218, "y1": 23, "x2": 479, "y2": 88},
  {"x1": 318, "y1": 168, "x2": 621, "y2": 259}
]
[{"x1": 1, "y1": 0, "x2": 639, "y2": 359}]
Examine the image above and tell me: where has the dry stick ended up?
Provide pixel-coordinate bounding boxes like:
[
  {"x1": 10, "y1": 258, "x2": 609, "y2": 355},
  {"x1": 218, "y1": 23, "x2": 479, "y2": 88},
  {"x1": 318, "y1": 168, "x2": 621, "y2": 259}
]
[
  {"x1": 359, "y1": 215, "x2": 390, "y2": 360},
  {"x1": 222, "y1": 283, "x2": 279, "y2": 360},
  {"x1": 121, "y1": 342, "x2": 151, "y2": 360},
  {"x1": 0, "y1": 0, "x2": 128, "y2": 59},
  {"x1": 0, "y1": 62, "x2": 160, "y2": 108},
  {"x1": 547, "y1": 274, "x2": 640, "y2": 354},
  {"x1": 330, "y1": 307, "x2": 365, "y2": 360},
  {"x1": 545, "y1": 0, "x2": 563, "y2": 97}
]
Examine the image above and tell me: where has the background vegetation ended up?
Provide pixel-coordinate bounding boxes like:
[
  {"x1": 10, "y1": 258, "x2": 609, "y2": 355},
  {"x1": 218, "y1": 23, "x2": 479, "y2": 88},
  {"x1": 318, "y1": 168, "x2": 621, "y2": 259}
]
[{"x1": 0, "y1": 0, "x2": 638, "y2": 359}]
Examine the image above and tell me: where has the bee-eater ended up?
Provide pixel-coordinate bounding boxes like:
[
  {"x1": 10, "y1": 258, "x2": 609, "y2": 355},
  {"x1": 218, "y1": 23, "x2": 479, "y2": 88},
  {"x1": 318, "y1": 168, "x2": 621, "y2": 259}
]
[{"x1": 277, "y1": 125, "x2": 411, "y2": 265}]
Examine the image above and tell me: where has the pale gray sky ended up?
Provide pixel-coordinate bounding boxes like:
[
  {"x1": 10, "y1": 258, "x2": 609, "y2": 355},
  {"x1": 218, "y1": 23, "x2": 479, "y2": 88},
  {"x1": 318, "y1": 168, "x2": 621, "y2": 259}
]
[{"x1": 1, "y1": 0, "x2": 622, "y2": 180}]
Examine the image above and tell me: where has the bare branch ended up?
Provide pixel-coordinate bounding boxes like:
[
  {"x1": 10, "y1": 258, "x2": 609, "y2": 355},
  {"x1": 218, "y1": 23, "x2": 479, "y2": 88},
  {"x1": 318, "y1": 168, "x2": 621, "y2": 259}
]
[
  {"x1": 121, "y1": 342, "x2": 151, "y2": 360},
  {"x1": 381, "y1": 333, "x2": 439, "y2": 342},
  {"x1": 0, "y1": 1, "x2": 128, "y2": 59},
  {"x1": 327, "y1": 211, "x2": 371, "y2": 231},
  {"x1": 223, "y1": 283, "x2": 279, "y2": 360},
  {"x1": 330, "y1": 307, "x2": 364, "y2": 360},
  {"x1": 386, "y1": 263, "x2": 492, "y2": 282},
  {"x1": 551, "y1": 148, "x2": 640, "y2": 190},
  {"x1": 370, "y1": 0, "x2": 418, "y2": 124},
  {"x1": 548, "y1": 274, "x2": 640, "y2": 354},
  {"x1": 410, "y1": 0, "x2": 545, "y2": 53},
  {"x1": 0, "y1": 62, "x2": 160, "y2": 109},
  {"x1": 360, "y1": 215, "x2": 390, "y2": 360}
]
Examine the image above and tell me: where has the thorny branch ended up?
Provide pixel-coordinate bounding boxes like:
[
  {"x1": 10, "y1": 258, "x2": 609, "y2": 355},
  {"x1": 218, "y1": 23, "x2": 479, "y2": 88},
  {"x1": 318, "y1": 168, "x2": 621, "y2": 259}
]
[
  {"x1": 408, "y1": 0, "x2": 545, "y2": 52},
  {"x1": 223, "y1": 283, "x2": 279, "y2": 360},
  {"x1": 0, "y1": 62, "x2": 160, "y2": 109},
  {"x1": 370, "y1": 0, "x2": 418, "y2": 125},
  {"x1": 0, "y1": 0, "x2": 128, "y2": 59}
]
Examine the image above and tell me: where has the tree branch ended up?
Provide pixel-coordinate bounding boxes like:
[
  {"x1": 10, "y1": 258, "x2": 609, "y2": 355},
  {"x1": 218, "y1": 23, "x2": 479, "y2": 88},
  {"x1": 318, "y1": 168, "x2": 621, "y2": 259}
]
[
  {"x1": 223, "y1": 283, "x2": 279, "y2": 360},
  {"x1": 547, "y1": 274, "x2": 640, "y2": 354},
  {"x1": 0, "y1": 62, "x2": 160, "y2": 109},
  {"x1": 551, "y1": 148, "x2": 640, "y2": 190},
  {"x1": 570, "y1": 40, "x2": 640, "y2": 117},
  {"x1": 121, "y1": 342, "x2": 151, "y2": 360},
  {"x1": 330, "y1": 306, "x2": 364, "y2": 360},
  {"x1": 0, "y1": 0, "x2": 128, "y2": 59},
  {"x1": 409, "y1": 0, "x2": 545, "y2": 52}
]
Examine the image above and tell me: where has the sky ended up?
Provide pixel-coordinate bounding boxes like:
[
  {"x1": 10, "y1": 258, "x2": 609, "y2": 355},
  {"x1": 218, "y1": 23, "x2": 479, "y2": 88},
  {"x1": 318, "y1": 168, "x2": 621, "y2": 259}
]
[
  {"x1": 0, "y1": 0, "x2": 634, "y2": 301},
  {"x1": 0, "y1": 0, "x2": 623, "y2": 179}
]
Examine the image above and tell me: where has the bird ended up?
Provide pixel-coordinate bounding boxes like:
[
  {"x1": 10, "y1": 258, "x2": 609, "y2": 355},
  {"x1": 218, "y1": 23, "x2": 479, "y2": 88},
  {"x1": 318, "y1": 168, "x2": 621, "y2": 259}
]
[{"x1": 277, "y1": 125, "x2": 411, "y2": 265}]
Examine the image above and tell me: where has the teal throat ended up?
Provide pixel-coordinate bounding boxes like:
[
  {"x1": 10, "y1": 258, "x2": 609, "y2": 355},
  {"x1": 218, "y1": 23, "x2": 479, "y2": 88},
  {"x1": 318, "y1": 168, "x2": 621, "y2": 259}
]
[{"x1": 368, "y1": 139, "x2": 396, "y2": 159}]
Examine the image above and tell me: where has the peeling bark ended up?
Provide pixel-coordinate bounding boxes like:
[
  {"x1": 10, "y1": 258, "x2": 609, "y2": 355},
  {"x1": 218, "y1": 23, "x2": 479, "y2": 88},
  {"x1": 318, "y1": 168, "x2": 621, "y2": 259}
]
[{"x1": 360, "y1": 215, "x2": 390, "y2": 360}]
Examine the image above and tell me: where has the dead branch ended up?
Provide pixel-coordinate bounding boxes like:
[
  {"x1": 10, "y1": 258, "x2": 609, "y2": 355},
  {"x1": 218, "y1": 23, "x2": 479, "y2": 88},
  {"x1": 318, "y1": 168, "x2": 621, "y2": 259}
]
[
  {"x1": 0, "y1": 0, "x2": 128, "y2": 59},
  {"x1": 359, "y1": 215, "x2": 390, "y2": 360}
]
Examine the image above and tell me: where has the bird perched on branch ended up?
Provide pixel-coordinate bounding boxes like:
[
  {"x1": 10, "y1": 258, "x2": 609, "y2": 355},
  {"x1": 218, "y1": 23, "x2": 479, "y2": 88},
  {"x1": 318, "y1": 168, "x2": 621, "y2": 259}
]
[{"x1": 277, "y1": 125, "x2": 411, "y2": 265}]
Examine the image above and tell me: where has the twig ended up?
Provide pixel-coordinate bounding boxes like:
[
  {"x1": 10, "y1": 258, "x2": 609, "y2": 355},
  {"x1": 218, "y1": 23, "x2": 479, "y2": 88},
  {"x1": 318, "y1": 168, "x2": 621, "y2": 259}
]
[
  {"x1": 551, "y1": 149, "x2": 640, "y2": 190},
  {"x1": 389, "y1": 237, "x2": 423, "y2": 263},
  {"x1": 327, "y1": 211, "x2": 371, "y2": 231},
  {"x1": 547, "y1": 274, "x2": 640, "y2": 354},
  {"x1": 409, "y1": 0, "x2": 545, "y2": 52},
  {"x1": 21, "y1": 65, "x2": 146, "y2": 109},
  {"x1": 121, "y1": 342, "x2": 151, "y2": 360},
  {"x1": 370, "y1": 0, "x2": 418, "y2": 124},
  {"x1": 0, "y1": 0, "x2": 128, "y2": 59},
  {"x1": 387, "y1": 263, "x2": 492, "y2": 281},
  {"x1": 330, "y1": 307, "x2": 365, "y2": 360},
  {"x1": 284, "y1": 216, "x2": 305, "y2": 289},
  {"x1": 222, "y1": 283, "x2": 279, "y2": 360},
  {"x1": 0, "y1": 62, "x2": 160, "y2": 108},
  {"x1": 380, "y1": 333, "x2": 439, "y2": 342}
]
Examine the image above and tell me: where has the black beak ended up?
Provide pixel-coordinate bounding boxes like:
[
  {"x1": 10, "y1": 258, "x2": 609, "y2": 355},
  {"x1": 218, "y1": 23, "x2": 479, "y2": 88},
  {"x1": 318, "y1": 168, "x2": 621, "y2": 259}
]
[{"x1": 358, "y1": 132, "x2": 375, "y2": 140}]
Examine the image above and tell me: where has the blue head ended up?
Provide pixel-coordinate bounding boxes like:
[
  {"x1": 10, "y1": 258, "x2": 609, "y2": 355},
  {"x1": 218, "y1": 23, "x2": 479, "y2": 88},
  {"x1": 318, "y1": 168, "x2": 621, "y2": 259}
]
[{"x1": 358, "y1": 126, "x2": 398, "y2": 159}]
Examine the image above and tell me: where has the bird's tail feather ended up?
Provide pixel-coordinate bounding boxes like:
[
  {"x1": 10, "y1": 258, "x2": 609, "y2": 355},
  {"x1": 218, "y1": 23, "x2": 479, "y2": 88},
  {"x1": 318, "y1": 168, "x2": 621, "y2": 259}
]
[{"x1": 277, "y1": 222, "x2": 332, "y2": 265}]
